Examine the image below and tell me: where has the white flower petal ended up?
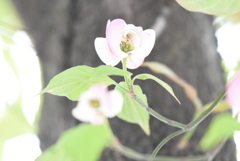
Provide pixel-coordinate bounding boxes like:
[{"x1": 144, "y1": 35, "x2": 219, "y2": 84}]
[
  {"x1": 72, "y1": 84, "x2": 123, "y2": 122},
  {"x1": 90, "y1": 113, "x2": 105, "y2": 125},
  {"x1": 72, "y1": 103, "x2": 97, "y2": 123},
  {"x1": 226, "y1": 73, "x2": 240, "y2": 122},
  {"x1": 216, "y1": 23, "x2": 240, "y2": 66},
  {"x1": 106, "y1": 20, "x2": 111, "y2": 30},
  {"x1": 102, "y1": 90, "x2": 123, "y2": 118},
  {"x1": 124, "y1": 25, "x2": 142, "y2": 48},
  {"x1": 131, "y1": 29, "x2": 156, "y2": 58},
  {"x1": 126, "y1": 54, "x2": 145, "y2": 69},
  {"x1": 106, "y1": 19, "x2": 128, "y2": 58},
  {"x1": 82, "y1": 85, "x2": 109, "y2": 109},
  {"x1": 94, "y1": 38, "x2": 121, "y2": 66},
  {"x1": 232, "y1": 106, "x2": 240, "y2": 122},
  {"x1": 232, "y1": 106, "x2": 239, "y2": 118},
  {"x1": 226, "y1": 73, "x2": 240, "y2": 108},
  {"x1": 123, "y1": 24, "x2": 136, "y2": 36},
  {"x1": 72, "y1": 85, "x2": 108, "y2": 124}
]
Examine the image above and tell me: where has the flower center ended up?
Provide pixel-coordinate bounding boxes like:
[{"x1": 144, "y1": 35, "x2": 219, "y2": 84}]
[
  {"x1": 120, "y1": 34, "x2": 134, "y2": 52},
  {"x1": 89, "y1": 99, "x2": 100, "y2": 108}
]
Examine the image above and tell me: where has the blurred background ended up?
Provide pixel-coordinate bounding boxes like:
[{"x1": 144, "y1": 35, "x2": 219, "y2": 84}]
[
  {"x1": 0, "y1": 0, "x2": 41, "y2": 160},
  {"x1": 0, "y1": 0, "x2": 239, "y2": 161}
]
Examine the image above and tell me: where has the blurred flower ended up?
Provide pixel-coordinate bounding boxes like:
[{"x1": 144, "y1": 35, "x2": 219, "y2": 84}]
[
  {"x1": 72, "y1": 84, "x2": 123, "y2": 124},
  {"x1": 215, "y1": 23, "x2": 240, "y2": 68},
  {"x1": 95, "y1": 19, "x2": 155, "y2": 69},
  {"x1": 226, "y1": 72, "x2": 240, "y2": 121}
]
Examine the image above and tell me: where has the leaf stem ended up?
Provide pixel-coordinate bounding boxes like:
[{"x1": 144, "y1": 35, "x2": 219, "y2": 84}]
[{"x1": 122, "y1": 58, "x2": 131, "y2": 90}]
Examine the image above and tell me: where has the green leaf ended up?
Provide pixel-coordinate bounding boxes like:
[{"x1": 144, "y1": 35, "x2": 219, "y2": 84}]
[
  {"x1": 132, "y1": 74, "x2": 180, "y2": 104},
  {"x1": 0, "y1": 0, "x2": 22, "y2": 28},
  {"x1": 35, "y1": 146, "x2": 72, "y2": 161},
  {"x1": 199, "y1": 113, "x2": 240, "y2": 151},
  {"x1": 0, "y1": 108, "x2": 34, "y2": 140},
  {"x1": 0, "y1": 95, "x2": 34, "y2": 141},
  {"x1": 40, "y1": 66, "x2": 117, "y2": 101},
  {"x1": 115, "y1": 82, "x2": 150, "y2": 135},
  {"x1": 92, "y1": 65, "x2": 132, "y2": 77},
  {"x1": 59, "y1": 124, "x2": 110, "y2": 161},
  {"x1": 176, "y1": 0, "x2": 240, "y2": 15},
  {"x1": 36, "y1": 124, "x2": 111, "y2": 161}
]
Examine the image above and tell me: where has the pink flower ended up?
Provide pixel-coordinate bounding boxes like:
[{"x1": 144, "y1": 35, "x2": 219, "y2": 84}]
[
  {"x1": 226, "y1": 73, "x2": 240, "y2": 121},
  {"x1": 95, "y1": 19, "x2": 155, "y2": 69},
  {"x1": 72, "y1": 84, "x2": 123, "y2": 124}
]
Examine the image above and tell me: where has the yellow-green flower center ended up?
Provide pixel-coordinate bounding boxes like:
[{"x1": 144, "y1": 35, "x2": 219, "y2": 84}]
[
  {"x1": 89, "y1": 99, "x2": 100, "y2": 108},
  {"x1": 120, "y1": 34, "x2": 134, "y2": 52}
]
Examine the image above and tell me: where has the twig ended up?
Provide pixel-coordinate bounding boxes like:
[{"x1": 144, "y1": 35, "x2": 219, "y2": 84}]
[
  {"x1": 112, "y1": 140, "x2": 226, "y2": 161},
  {"x1": 133, "y1": 94, "x2": 186, "y2": 130},
  {"x1": 148, "y1": 90, "x2": 226, "y2": 161}
]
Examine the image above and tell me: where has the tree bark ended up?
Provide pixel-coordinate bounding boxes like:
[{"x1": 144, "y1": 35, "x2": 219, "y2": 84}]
[{"x1": 12, "y1": 0, "x2": 236, "y2": 160}]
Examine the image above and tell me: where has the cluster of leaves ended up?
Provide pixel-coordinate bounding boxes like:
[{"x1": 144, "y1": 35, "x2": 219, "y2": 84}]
[
  {"x1": 37, "y1": 64, "x2": 180, "y2": 160},
  {"x1": 38, "y1": 62, "x2": 240, "y2": 161}
]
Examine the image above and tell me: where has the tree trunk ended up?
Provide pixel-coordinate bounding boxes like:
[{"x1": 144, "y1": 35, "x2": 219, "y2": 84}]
[{"x1": 12, "y1": 0, "x2": 236, "y2": 160}]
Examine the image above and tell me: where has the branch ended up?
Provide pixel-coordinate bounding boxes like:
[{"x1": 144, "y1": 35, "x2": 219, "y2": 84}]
[
  {"x1": 132, "y1": 94, "x2": 187, "y2": 130},
  {"x1": 132, "y1": 89, "x2": 225, "y2": 132},
  {"x1": 148, "y1": 90, "x2": 226, "y2": 161},
  {"x1": 112, "y1": 140, "x2": 225, "y2": 161}
]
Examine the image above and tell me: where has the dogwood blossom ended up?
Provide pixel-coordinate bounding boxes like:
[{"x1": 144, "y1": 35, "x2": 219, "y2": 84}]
[
  {"x1": 95, "y1": 19, "x2": 155, "y2": 69},
  {"x1": 72, "y1": 84, "x2": 123, "y2": 124},
  {"x1": 226, "y1": 72, "x2": 240, "y2": 121}
]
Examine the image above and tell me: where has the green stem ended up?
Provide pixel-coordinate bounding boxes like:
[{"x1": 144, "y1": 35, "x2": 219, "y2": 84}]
[
  {"x1": 177, "y1": 112, "x2": 200, "y2": 149},
  {"x1": 132, "y1": 95, "x2": 186, "y2": 129},
  {"x1": 149, "y1": 130, "x2": 185, "y2": 161},
  {"x1": 108, "y1": 86, "x2": 225, "y2": 161},
  {"x1": 132, "y1": 89, "x2": 225, "y2": 131},
  {"x1": 177, "y1": 128, "x2": 196, "y2": 149},
  {"x1": 148, "y1": 90, "x2": 226, "y2": 161},
  {"x1": 206, "y1": 140, "x2": 226, "y2": 160},
  {"x1": 122, "y1": 58, "x2": 131, "y2": 90},
  {"x1": 104, "y1": 118, "x2": 118, "y2": 145},
  {"x1": 187, "y1": 90, "x2": 225, "y2": 129}
]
